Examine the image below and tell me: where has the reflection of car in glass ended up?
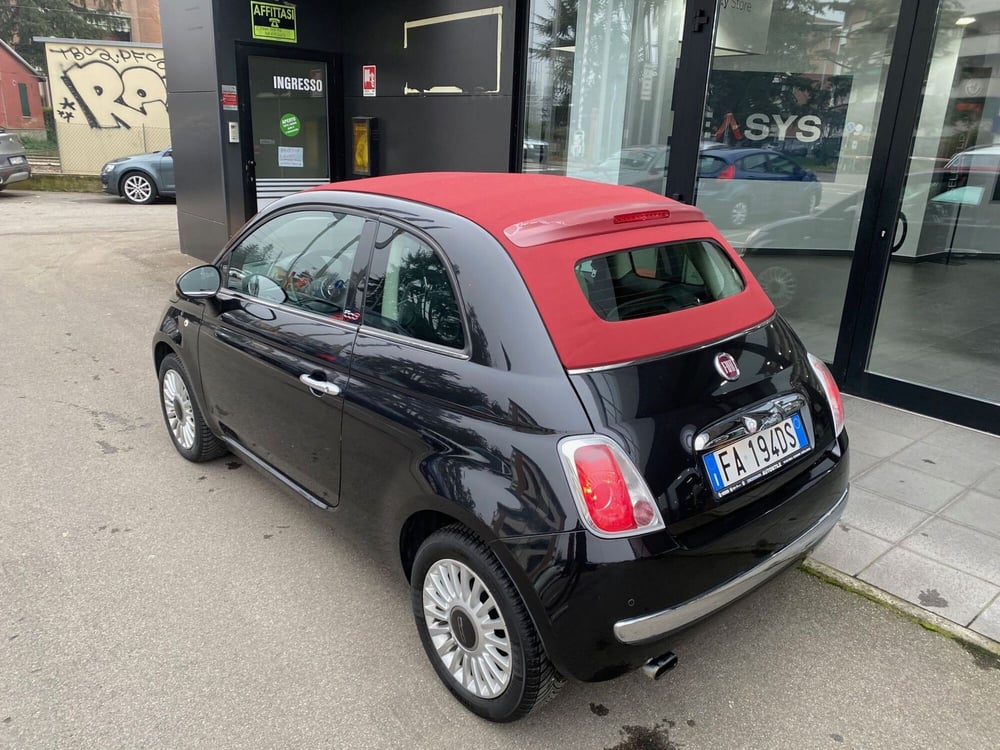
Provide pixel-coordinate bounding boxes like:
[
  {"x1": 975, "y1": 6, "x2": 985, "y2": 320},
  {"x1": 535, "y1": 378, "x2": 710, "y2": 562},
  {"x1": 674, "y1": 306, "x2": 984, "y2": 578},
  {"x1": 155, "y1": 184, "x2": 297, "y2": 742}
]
[
  {"x1": 577, "y1": 142, "x2": 720, "y2": 193},
  {"x1": 100, "y1": 147, "x2": 175, "y2": 204},
  {"x1": 745, "y1": 167, "x2": 1000, "y2": 258},
  {"x1": 697, "y1": 148, "x2": 823, "y2": 228},
  {"x1": 577, "y1": 145, "x2": 671, "y2": 192},
  {"x1": 944, "y1": 144, "x2": 1000, "y2": 170},
  {"x1": 578, "y1": 146, "x2": 822, "y2": 228},
  {"x1": 0, "y1": 128, "x2": 32, "y2": 191},
  {"x1": 155, "y1": 173, "x2": 848, "y2": 722},
  {"x1": 522, "y1": 138, "x2": 548, "y2": 164},
  {"x1": 740, "y1": 167, "x2": 1000, "y2": 308}
]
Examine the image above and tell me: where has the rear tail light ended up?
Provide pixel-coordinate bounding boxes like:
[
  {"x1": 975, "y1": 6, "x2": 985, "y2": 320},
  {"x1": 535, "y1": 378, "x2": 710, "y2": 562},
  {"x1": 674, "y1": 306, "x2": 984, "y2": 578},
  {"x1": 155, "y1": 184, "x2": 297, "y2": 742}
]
[
  {"x1": 807, "y1": 353, "x2": 846, "y2": 436},
  {"x1": 558, "y1": 436, "x2": 665, "y2": 538},
  {"x1": 717, "y1": 164, "x2": 736, "y2": 180}
]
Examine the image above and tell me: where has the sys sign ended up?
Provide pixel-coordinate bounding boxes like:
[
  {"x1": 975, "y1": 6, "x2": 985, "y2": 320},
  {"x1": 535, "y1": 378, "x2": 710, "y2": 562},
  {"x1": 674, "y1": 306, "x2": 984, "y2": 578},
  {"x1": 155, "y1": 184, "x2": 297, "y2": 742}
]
[{"x1": 251, "y1": 1, "x2": 297, "y2": 44}]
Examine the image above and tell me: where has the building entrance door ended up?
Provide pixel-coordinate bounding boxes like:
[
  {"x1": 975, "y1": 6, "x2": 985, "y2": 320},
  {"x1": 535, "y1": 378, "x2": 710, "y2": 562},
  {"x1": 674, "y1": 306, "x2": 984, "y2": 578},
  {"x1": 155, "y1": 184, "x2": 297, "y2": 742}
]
[
  {"x1": 840, "y1": 1, "x2": 1000, "y2": 431},
  {"x1": 239, "y1": 50, "x2": 341, "y2": 215}
]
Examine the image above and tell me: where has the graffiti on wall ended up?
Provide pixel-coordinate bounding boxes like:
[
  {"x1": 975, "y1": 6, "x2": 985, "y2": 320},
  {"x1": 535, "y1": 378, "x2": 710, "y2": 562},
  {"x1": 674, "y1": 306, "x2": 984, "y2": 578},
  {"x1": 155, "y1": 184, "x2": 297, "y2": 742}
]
[{"x1": 45, "y1": 43, "x2": 167, "y2": 130}]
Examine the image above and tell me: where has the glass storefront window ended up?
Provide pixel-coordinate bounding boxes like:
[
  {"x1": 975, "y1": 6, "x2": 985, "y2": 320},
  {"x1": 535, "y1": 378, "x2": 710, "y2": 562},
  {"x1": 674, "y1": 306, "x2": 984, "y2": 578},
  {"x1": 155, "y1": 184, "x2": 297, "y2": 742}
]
[
  {"x1": 525, "y1": 2, "x2": 902, "y2": 363},
  {"x1": 522, "y1": 0, "x2": 685, "y2": 193},
  {"x1": 869, "y1": 4, "x2": 1000, "y2": 405},
  {"x1": 700, "y1": 3, "x2": 900, "y2": 362}
]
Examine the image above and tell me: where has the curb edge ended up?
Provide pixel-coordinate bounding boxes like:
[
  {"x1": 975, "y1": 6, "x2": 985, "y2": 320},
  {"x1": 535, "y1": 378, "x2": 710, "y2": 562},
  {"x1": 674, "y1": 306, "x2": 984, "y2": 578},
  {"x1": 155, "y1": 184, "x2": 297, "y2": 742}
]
[{"x1": 801, "y1": 558, "x2": 1000, "y2": 661}]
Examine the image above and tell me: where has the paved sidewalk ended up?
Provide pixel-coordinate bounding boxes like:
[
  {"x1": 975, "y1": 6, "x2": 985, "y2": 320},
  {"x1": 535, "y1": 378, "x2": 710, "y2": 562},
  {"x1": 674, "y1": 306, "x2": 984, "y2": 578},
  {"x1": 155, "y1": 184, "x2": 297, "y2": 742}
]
[{"x1": 810, "y1": 394, "x2": 1000, "y2": 646}]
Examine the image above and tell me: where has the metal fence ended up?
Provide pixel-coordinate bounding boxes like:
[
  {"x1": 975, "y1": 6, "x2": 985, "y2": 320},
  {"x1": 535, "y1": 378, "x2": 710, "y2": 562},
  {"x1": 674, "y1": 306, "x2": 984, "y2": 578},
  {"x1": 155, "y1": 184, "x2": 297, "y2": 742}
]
[{"x1": 25, "y1": 126, "x2": 171, "y2": 176}]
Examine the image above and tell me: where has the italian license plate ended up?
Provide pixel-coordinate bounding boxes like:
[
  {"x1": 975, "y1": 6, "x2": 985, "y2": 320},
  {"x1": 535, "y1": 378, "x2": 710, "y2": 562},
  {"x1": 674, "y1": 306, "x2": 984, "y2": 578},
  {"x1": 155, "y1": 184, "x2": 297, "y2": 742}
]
[
  {"x1": 702, "y1": 414, "x2": 810, "y2": 496},
  {"x1": 10, "y1": 155, "x2": 27, "y2": 165}
]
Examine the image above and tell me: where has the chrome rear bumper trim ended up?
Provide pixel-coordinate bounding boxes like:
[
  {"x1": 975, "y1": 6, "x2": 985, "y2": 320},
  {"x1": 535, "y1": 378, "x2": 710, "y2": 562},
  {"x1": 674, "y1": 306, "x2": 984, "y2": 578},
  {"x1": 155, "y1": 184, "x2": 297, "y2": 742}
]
[{"x1": 613, "y1": 487, "x2": 849, "y2": 645}]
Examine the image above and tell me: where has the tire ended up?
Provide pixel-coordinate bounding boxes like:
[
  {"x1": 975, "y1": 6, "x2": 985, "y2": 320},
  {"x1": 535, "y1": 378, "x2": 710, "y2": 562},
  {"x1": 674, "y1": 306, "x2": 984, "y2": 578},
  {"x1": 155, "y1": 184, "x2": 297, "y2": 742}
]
[
  {"x1": 121, "y1": 171, "x2": 157, "y2": 204},
  {"x1": 756, "y1": 265, "x2": 798, "y2": 309},
  {"x1": 157, "y1": 354, "x2": 226, "y2": 462},
  {"x1": 411, "y1": 526, "x2": 563, "y2": 722},
  {"x1": 729, "y1": 197, "x2": 751, "y2": 227}
]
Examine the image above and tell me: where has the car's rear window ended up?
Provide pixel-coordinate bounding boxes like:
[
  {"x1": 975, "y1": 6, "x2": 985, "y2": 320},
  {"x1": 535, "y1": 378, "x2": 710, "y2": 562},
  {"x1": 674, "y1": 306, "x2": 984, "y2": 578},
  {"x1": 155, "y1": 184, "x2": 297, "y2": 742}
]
[{"x1": 575, "y1": 240, "x2": 744, "y2": 321}]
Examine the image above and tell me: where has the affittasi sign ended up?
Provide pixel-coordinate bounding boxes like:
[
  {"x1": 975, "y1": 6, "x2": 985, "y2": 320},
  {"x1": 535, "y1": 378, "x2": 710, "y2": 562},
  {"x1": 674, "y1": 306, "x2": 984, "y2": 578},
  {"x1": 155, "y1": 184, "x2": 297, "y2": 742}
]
[{"x1": 251, "y1": 2, "x2": 297, "y2": 43}]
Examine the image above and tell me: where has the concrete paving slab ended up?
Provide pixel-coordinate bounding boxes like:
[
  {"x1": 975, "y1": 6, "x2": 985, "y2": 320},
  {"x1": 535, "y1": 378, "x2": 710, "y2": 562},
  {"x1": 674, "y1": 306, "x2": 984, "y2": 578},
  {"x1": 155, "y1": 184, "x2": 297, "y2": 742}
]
[
  {"x1": 970, "y1": 596, "x2": 1000, "y2": 642},
  {"x1": 840, "y1": 486, "x2": 930, "y2": 542},
  {"x1": 847, "y1": 449, "x2": 882, "y2": 479},
  {"x1": 923, "y1": 423, "x2": 1000, "y2": 465},
  {"x1": 943, "y1": 490, "x2": 1000, "y2": 537},
  {"x1": 900, "y1": 517, "x2": 1000, "y2": 586},
  {"x1": 841, "y1": 420, "x2": 915, "y2": 458},
  {"x1": 843, "y1": 396, "x2": 941, "y2": 440},
  {"x1": 854, "y1": 461, "x2": 964, "y2": 512},
  {"x1": 809, "y1": 522, "x2": 892, "y2": 576},
  {"x1": 891, "y1": 439, "x2": 995, "y2": 486},
  {"x1": 860, "y1": 546, "x2": 1000, "y2": 626},
  {"x1": 975, "y1": 467, "x2": 1000, "y2": 500}
]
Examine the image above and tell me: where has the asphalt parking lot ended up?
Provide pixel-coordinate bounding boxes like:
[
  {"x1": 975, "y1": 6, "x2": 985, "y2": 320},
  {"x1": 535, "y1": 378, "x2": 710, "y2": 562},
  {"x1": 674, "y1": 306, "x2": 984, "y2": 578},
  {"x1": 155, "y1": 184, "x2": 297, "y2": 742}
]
[{"x1": 2, "y1": 190, "x2": 999, "y2": 749}]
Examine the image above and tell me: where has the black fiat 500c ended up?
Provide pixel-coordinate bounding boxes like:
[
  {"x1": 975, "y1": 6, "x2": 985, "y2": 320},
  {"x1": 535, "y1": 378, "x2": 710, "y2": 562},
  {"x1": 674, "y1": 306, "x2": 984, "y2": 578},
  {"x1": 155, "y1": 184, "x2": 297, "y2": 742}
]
[{"x1": 153, "y1": 173, "x2": 848, "y2": 722}]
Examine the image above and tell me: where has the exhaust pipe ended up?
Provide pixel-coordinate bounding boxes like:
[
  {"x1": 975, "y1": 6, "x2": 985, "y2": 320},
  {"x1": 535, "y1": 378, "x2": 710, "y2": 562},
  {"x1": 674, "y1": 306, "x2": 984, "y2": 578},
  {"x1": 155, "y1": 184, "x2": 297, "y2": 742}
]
[{"x1": 642, "y1": 651, "x2": 678, "y2": 681}]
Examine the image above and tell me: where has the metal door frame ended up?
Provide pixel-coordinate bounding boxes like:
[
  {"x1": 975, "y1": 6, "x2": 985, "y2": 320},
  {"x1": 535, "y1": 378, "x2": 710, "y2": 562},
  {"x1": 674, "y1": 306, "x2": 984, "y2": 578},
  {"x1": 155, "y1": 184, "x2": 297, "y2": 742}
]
[{"x1": 235, "y1": 42, "x2": 344, "y2": 222}]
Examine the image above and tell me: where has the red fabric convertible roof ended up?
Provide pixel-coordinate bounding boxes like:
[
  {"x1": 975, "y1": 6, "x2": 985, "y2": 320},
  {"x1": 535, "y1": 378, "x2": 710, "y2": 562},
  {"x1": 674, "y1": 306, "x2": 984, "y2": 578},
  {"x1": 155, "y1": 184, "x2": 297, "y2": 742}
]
[{"x1": 314, "y1": 173, "x2": 775, "y2": 369}]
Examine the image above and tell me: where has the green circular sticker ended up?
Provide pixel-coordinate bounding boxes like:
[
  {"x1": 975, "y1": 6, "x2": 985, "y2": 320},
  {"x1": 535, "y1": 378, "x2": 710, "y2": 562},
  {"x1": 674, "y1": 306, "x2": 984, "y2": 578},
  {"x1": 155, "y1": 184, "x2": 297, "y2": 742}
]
[{"x1": 279, "y1": 113, "x2": 301, "y2": 137}]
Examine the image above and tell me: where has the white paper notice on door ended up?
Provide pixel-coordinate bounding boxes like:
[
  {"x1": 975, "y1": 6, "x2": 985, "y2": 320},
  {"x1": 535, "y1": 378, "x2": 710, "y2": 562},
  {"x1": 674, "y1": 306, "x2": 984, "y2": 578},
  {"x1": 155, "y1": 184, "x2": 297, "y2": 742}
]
[{"x1": 278, "y1": 146, "x2": 304, "y2": 167}]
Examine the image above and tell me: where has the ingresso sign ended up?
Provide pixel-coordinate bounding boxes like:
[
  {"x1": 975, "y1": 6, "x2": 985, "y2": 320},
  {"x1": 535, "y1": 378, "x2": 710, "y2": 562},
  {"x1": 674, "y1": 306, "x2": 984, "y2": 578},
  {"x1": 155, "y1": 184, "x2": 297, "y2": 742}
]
[{"x1": 251, "y1": 1, "x2": 298, "y2": 44}]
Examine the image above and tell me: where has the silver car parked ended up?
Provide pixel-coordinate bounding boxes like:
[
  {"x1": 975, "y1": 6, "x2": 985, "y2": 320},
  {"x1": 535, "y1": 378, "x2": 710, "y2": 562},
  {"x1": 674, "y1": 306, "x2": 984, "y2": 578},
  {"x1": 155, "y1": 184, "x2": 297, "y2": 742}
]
[{"x1": 0, "y1": 128, "x2": 32, "y2": 191}]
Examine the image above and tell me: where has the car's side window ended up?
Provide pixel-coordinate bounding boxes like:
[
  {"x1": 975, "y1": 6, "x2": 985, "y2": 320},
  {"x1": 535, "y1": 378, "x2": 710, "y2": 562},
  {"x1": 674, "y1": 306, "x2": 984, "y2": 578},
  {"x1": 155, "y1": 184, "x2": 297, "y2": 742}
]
[
  {"x1": 739, "y1": 154, "x2": 769, "y2": 173},
  {"x1": 767, "y1": 155, "x2": 799, "y2": 175},
  {"x1": 697, "y1": 155, "x2": 725, "y2": 177},
  {"x1": 363, "y1": 225, "x2": 466, "y2": 349},
  {"x1": 222, "y1": 210, "x2": 366, "y2": 314}
]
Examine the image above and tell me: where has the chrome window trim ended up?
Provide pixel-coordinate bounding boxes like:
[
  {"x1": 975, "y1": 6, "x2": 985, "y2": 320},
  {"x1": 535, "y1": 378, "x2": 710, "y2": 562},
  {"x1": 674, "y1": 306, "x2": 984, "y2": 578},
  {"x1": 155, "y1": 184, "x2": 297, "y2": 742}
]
[{"x1": 355, "y1": 323, "x2": 472, "y2": 361}]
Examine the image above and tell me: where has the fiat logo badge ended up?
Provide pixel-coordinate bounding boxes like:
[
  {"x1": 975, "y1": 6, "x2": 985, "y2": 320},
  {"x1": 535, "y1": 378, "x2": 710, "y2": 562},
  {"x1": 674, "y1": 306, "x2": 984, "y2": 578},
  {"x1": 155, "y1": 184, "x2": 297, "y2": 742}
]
[{"x1": 714, "y1": 352, "x2": 740, "y2": 381}]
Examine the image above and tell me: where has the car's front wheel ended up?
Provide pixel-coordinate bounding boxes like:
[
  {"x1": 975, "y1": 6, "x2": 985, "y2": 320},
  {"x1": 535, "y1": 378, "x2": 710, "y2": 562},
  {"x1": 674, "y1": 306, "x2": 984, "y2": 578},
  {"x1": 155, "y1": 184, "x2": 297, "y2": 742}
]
[
  {"x1": 411, "y1": 526, "x2": 563, "y2": 722},
  {"x1": 121, "y1": 171, "x2": 157, "y2": 204},
  {"x1": 157, "y1": 354, "x2": 226, "y2": 462}
]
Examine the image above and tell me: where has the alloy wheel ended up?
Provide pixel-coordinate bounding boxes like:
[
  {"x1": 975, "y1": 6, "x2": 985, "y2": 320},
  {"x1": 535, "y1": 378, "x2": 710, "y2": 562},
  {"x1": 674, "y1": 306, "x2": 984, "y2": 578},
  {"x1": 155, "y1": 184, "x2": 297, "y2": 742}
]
[
  {"x1": 731, "y1": 199, "x2": 750, "y2": 226},
  {"x1": 123, "y1": 174, "x2": 153, "y2": 203},
  {"x1": 422, "y1": 558, "x2": 512, "y2": 699},
  {"x1": 162, "y1": 369, "x2": 196, "y2": 450}
]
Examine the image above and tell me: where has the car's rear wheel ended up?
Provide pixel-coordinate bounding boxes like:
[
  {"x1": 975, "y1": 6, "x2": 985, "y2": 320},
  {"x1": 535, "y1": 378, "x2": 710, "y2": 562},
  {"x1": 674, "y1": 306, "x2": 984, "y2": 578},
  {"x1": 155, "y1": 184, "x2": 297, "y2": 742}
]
[
  {"x1": 157, "y1": 354, "x2": 226, "y2": 462},
  {"x1": 411, "y1": 526, "x2": 563, "y2": 722},
  {"x1": 730, "y1": 197, "x2": 751, "y2": 227},
  {"x1": 756, "y1": 265, "x2": 798, "y2": 309},
  {"x1": 121, "y1": 172, "x2": 157, "y2": 204}
]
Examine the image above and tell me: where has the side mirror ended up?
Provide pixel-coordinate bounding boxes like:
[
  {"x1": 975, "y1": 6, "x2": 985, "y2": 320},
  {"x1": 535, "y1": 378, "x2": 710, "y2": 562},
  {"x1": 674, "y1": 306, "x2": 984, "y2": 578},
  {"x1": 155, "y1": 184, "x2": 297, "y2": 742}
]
[{"x1": 176, "y1": 265, "x2": 221, "y2": 298}]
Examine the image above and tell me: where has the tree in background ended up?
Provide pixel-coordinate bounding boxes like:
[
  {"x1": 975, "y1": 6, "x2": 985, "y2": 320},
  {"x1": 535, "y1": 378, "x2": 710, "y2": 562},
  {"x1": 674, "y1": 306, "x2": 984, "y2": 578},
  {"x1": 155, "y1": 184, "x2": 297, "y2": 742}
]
[{"x1": 0, "y1": 0, "x2": 123, "y2": 70}]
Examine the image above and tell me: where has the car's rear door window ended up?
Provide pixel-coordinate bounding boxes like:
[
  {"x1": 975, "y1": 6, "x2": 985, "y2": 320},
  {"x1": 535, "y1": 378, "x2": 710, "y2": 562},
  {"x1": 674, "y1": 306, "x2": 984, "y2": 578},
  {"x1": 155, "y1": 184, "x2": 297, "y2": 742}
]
[
  {"x1": 361, "y1": 224, "x2": 466, "y2": 349},
  {"x1": 697, "y1": 155, "x2": 726, "y2": 177},
  {"x1": 576, "y1": 240, "x2": 744, "y2": 321}
]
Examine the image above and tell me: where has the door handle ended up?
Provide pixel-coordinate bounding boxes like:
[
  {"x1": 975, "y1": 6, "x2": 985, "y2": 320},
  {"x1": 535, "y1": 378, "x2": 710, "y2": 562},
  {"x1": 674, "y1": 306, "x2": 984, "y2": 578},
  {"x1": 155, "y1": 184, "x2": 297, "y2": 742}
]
[{"x1": 299, "y1": 373, "x2": 342, "y2": 397}]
